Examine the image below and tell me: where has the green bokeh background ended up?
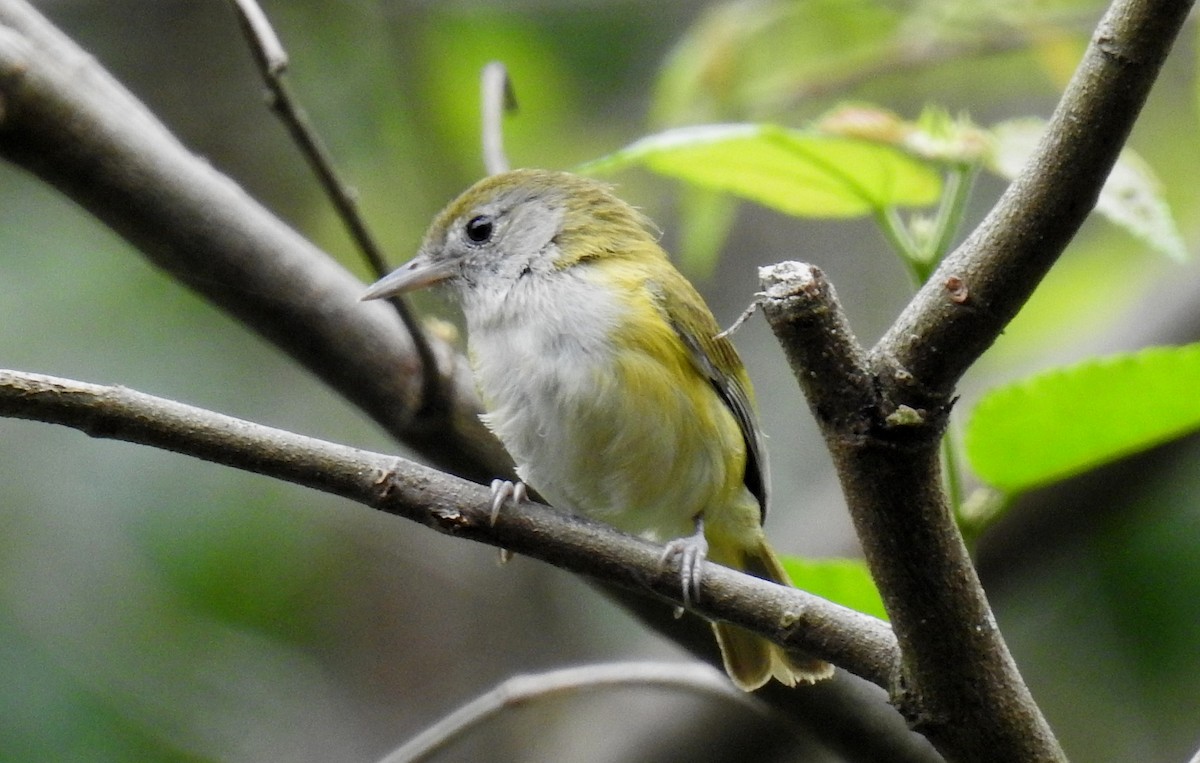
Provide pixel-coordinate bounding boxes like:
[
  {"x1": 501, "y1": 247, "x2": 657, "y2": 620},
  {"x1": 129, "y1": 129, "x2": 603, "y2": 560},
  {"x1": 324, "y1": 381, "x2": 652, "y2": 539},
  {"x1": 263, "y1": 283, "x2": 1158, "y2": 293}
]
[{"x1": 2, "y1": 1, "x2": 1198, "y2": 761}]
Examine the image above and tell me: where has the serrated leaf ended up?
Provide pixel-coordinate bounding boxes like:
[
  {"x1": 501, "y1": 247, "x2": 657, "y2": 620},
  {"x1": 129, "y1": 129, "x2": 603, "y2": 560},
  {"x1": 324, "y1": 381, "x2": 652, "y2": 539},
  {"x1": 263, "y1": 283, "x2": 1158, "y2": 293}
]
[
  {"x1": 989, "y1": 118, "x2": 1187, "y2": 261},
  {"x1": 580, "y1": 124, "x2": 941, "y2": 217},
  {"x1": 965, "y1": 344, "x2": 1200, "y2": 493},
  {"x1": 780, "y1": 556, "x2": 887, "y2": 621},
  {"x1": 1094, "y1": 151, "x2": 1187, "y2": 262}
]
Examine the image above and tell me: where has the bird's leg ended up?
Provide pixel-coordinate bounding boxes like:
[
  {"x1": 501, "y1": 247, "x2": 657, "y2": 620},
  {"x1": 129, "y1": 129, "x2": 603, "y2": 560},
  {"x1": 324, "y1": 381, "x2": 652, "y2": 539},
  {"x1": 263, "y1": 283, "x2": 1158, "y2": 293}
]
[
  {"x1": 660, "y1": 516, "x2": 708, "y2": 614},
  {"x1": 489, "y1": 479, "x2": 528, "y2": 565}
]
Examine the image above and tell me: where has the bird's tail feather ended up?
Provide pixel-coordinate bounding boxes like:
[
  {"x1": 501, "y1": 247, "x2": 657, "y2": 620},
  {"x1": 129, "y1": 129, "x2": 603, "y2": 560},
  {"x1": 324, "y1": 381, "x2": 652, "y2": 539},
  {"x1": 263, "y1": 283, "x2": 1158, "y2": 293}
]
[{"x1": 711, "y1": 539, "x2": 834, "y2": 691}]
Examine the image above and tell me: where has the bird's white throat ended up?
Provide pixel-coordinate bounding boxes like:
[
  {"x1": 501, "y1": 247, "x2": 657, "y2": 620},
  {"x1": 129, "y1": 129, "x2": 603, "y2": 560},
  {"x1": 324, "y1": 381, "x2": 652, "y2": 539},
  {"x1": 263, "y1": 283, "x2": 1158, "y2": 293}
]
[{"x1": 462, "y1": 266, "x2": 627, "y2": 509}]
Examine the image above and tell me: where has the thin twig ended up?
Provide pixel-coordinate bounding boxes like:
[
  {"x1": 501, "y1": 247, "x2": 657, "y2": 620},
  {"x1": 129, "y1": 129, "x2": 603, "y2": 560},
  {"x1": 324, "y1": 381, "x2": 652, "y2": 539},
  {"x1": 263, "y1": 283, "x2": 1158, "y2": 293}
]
[
  {"x1": 227, "y1": 0, "x2": 386, "y2": 279},
  {"x1": 480, "y1": 61, "x2": 517, "y2": 175},
  {"x1": 713, "y1": 297, "x2": 759, "y2": 340},
  {"x1": 229, "y1": 0, "x2": 286, "y2": 75},
  {"x1": 227, "y1": 0, "x2": 446, "y2": 415},
  {"x1": 376, "y1": 662, "x2": 768, "y2": 763}
]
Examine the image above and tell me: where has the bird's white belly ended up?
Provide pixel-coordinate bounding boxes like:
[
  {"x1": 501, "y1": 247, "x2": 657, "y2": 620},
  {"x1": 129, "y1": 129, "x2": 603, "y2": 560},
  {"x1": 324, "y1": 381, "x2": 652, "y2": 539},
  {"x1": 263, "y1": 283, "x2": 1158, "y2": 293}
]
[{"x1": 465, "y1": 273, "x2": 724, "y2": 540}]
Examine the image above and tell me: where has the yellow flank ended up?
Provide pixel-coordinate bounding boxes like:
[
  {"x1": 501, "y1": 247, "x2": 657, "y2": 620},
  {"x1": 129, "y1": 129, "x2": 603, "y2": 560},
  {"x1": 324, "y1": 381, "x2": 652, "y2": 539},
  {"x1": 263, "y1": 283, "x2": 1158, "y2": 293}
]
[{"x1": 603, "y1": 257, "x2": 747, "y2": 526}]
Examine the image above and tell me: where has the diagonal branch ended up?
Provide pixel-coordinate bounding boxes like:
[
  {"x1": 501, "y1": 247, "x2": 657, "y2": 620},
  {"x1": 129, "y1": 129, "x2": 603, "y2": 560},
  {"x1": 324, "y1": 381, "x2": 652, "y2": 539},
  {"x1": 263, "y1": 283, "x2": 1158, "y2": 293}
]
[
  {"x1": 878, "y1": 0, "x2": 1194, "y2": 402},
  {"x1": 0, "y1": 0, "x2": 510, "y2": 483},
  {"x1": 227, "y1": 0, "x2": 447, "y2": 418},
  {"x1": 378, "y1": 662, "x2": 767, "y2": 763},
  {"x1": 0, "y1": 368, "x2": 898, "y2": 690}
]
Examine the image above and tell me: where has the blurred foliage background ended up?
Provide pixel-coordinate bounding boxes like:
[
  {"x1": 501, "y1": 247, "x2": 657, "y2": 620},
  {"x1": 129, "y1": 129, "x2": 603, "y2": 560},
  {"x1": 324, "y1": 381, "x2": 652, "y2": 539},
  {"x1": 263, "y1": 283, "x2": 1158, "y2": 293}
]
[{"x1": 1, "y1": 1, "x2": 1198, "y2": 761}]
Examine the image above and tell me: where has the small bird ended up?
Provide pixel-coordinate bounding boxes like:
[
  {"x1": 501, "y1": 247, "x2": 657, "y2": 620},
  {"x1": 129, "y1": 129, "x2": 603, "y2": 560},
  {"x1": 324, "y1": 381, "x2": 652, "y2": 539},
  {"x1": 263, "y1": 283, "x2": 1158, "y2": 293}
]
[{"x1": 363, "y1": 169, "x2": 832, "y2": 690}]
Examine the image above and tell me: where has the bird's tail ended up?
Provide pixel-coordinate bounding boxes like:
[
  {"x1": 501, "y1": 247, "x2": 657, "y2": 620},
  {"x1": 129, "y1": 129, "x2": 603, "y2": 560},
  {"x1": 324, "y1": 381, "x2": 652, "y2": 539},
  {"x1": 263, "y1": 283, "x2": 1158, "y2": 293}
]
[{"x1": 710, "y1": 539, "x2": 835, "y2": 691}]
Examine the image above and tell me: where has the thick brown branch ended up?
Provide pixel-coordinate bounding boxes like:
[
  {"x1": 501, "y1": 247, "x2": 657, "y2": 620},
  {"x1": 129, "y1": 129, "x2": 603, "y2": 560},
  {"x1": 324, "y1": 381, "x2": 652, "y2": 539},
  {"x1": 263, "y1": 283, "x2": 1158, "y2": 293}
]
[
  {"x1": 758, "y1": 262, "x2": 875, "y2": 435},
  {"x1": 761, "y1": 0, "x2": 1191, "y2": 761},
  {"x1": 0, "y1": 368, "x2": 898, "y2": 690},
  {"x1": 0, "y1": 0, "x2": 509, "y2": 482},
  {"x1": 764, "y1": 247, "x2": 1058, "y2": 763}
]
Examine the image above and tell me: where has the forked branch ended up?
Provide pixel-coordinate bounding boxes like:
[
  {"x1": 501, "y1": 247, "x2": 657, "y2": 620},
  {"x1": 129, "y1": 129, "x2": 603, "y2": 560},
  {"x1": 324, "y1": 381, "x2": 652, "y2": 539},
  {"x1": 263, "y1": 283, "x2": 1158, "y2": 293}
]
[{"x1": 759, "y1": 0, "x2": 1192, "y2": 760}]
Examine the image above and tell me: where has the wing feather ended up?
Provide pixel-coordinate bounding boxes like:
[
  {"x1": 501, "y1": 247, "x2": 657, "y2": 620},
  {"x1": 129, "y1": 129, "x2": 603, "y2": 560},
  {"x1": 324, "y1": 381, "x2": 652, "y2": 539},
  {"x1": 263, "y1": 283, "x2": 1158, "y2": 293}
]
[{"x1": 658, "y1": 276, "x2": 770, "y2": 519}]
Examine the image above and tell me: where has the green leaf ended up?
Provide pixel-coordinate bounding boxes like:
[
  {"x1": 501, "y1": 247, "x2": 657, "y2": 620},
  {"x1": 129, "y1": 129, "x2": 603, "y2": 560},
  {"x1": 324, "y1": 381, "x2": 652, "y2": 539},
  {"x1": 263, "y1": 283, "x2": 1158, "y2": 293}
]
[
  {"x1": 780, "y1": 557, "x2": 887, "y2": 621},
  {"x1": 580, "y1": 124, "x2": 941, "y2": 217},
  {"x1": 989, "y1": 118, "x2": 1187, "y2": 261},
  {"x1": 965, "y1": 344, "x2": 1200, "y2": 494}
]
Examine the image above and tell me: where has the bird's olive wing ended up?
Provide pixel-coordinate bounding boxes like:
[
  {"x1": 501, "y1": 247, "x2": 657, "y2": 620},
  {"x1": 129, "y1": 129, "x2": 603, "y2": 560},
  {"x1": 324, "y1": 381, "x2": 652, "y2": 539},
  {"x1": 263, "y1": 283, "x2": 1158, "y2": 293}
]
[{"x1": 661, "y1": 280, "x2": 770, "y2": 520}]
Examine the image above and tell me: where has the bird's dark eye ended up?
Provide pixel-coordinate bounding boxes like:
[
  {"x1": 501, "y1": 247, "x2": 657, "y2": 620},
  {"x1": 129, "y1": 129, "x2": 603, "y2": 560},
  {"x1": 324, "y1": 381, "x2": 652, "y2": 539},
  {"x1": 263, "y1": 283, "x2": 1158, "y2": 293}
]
[{"x1": 465, "y1": 215, "x2": 494, "y2": 244}]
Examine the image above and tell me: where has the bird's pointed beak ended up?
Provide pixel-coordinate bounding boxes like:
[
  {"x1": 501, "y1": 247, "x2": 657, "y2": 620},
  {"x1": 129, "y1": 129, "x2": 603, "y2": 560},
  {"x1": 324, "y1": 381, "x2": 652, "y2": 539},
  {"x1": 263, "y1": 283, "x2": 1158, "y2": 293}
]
[{"x1": 360, "y1": 253, "x2": 457, "y2": 301}]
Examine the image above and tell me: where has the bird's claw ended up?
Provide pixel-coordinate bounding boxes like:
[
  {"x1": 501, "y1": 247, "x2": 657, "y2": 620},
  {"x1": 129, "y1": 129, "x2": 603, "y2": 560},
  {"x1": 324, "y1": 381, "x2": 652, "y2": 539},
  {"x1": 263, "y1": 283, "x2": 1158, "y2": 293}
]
[
  {"x1": 661, "y1": 524, "x2": 708, "y2": 611},
  {"x1": 488, "y1": 478, "x2": 528, "y2": 526}
]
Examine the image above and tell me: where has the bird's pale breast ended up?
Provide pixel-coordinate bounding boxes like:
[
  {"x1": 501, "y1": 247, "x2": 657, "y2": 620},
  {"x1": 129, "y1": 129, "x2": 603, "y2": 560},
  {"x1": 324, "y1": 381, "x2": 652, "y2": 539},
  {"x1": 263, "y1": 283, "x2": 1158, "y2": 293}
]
[{"x1": 465, "y1": 265, "x2": 745, "y2": 540}]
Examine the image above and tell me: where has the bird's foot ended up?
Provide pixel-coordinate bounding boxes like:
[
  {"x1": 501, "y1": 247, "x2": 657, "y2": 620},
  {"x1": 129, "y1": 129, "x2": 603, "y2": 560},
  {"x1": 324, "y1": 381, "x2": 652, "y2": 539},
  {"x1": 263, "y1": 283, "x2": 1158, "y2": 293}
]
[
  {"x1": 488, "y1": 478, "x2": 528, "y2": 526},
  {"x1": 489, "y1": 479, "x2": 527, "y2": 565},
  {"x1": 660, "y1": 519, "x2": 708, "y2": 614}
]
